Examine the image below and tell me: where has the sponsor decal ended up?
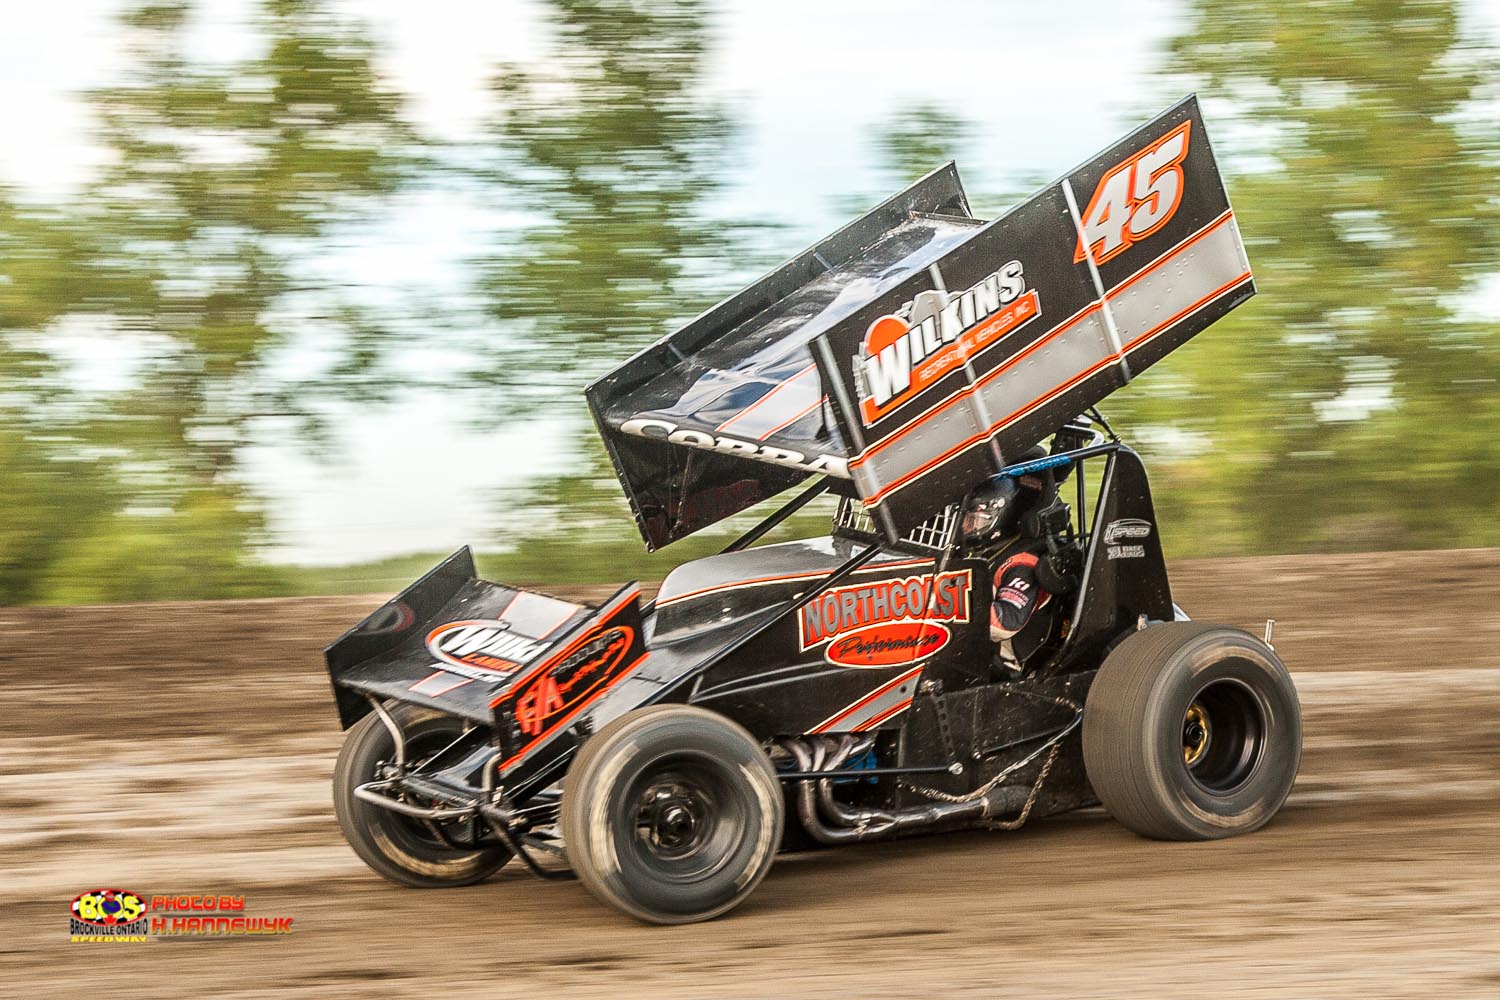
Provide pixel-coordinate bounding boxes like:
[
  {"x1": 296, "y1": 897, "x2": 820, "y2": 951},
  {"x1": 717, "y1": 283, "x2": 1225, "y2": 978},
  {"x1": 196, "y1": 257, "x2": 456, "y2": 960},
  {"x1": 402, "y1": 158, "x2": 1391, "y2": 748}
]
[
  {"x1": 826, "y1": 621, "x2": 951, "y2": 668},
  {"x1": 427, "y1": 619, "x2": 550, "y2": 675},
  {"x1": 1074, "y1": 120, "x2": 1192, "y2": 266},
  {"x1": 1103, "y1": 518, "x2": 1153, "y2": 544},
  {"x1": 619, "y1": 417, "x2": 849, "y2": 478},
  {"x1": 998, "y1": 576, "x2": 1032, "y2": 609},
  {"x1": 513, "y1": 626, "x2": 635, "y2": 737},
  {"x1": 70, "y1": 890, "x2": 293, "y2": 942},
  {"x1": 1107, "y1": 544, "x2": 1146, "y2": 560},
  {"x1": 854, "y1": 261, "x2": 1041, "y2": 425},
  {"x1": 799, "y1": 569, "x2": 971, "y2": 654}
]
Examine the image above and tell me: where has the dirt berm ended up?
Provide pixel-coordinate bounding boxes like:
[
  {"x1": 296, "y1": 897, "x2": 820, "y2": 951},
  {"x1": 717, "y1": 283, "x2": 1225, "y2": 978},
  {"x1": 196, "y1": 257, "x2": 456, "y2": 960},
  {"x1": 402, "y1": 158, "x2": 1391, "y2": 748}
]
[{"x1": 3, "y1": 548, "x2": 1498, "y2": 997}]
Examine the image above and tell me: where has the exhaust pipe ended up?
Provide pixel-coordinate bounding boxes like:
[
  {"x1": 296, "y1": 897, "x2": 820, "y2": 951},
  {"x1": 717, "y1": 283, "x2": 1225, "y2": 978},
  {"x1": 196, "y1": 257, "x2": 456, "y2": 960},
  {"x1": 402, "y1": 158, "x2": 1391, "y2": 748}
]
[{"x1": 783, "y1": 738, "x2": 1029, "y2": 845}]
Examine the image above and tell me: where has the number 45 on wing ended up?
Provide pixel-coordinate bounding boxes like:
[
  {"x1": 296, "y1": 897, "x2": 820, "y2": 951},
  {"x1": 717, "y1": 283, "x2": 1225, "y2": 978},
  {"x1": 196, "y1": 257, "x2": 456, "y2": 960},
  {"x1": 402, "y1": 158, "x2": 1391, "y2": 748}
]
[{"x1": 1073, "y1": 120, "x2": 1192, "y2": 265}]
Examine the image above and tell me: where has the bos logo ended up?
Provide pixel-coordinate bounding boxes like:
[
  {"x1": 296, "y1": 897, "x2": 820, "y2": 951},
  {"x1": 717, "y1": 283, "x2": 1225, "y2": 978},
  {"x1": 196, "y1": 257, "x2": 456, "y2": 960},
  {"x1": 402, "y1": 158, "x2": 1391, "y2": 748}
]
[
  {"x1": 70, "y1": 888, "x2": 150, "y2": 941},
  {"x1": 71, "y1": 889, "x2": 147, "y2": 926}
]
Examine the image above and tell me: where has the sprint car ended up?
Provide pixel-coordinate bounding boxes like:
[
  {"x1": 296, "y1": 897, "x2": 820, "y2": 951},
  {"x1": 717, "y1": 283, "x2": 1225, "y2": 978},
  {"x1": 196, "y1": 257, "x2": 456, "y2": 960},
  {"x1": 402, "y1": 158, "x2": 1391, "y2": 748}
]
[{"x1": 324, "y1": 96, "x2": 1302, "y2": 924}]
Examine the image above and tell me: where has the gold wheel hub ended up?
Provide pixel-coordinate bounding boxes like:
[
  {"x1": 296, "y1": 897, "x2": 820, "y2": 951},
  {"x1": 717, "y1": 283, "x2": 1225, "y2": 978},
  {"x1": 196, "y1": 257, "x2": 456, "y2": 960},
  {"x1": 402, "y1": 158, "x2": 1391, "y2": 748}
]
[{"x1": 1183, "y1": 703, "x2": 1211, "y2": 767}]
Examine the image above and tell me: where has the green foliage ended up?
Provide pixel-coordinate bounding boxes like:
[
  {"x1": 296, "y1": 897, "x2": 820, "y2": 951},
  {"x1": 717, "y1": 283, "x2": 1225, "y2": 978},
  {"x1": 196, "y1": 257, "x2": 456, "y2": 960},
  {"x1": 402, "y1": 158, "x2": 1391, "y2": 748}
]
[
  {"x1": 34, "y1": 489, "x2": 287, "y2": 604},
  {"x1": 0, "y1": 0, "x2": 418, "y2": 603},
  {"x1": 7, "y1": 0, "x2": 1500, "y2": 605},
  {"x1": 472, "y1": 0, "x2": 793, "y2": 565},
  {"x1": 1111, "y1": 0, "x2": 1500, "y2": 554},
  {"x1": 0, "y1": 424, "x2": 111, "y2": 604},
  {"x1": 872, "y1": 103, "x2": 975, "y2": 183},
  {"x1": 471, "y1": 0, "x2": 748, "y2": 414},
  {"x1": 852, "y1": 101, "x2": 1044, "y2": 220}
]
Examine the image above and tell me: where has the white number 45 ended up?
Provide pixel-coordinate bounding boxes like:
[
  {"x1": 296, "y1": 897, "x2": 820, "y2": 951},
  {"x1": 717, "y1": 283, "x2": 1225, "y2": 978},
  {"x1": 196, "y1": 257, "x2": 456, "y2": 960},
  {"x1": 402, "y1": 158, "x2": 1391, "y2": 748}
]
[{"x1": 1073, "y1": 121, "x2": 1192, "y2": 266}]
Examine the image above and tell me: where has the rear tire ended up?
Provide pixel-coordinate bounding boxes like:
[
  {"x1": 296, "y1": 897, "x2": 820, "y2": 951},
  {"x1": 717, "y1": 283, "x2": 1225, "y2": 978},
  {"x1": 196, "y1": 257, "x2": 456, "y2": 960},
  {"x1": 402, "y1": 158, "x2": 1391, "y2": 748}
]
[
  {"x1": 333, "y1": 704, "x2": 511, "y2": 887},
  {"x1": 1082, "y1": 622, "x2": 1301, "y2": 840},
  {"x1": 561, "y1": 705, "x2": 783, "y2": 924}
]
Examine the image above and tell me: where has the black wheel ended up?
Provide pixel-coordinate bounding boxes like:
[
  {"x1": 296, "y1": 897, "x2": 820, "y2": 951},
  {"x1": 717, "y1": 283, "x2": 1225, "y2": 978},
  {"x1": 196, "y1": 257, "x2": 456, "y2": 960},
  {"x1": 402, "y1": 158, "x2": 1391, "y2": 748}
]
[
  {"x1": 561, "y1": 705, "x2": 783, "y2": 924},
  {"x1": 333, "y1": 704, "x2": 511, "y2": 887},
  {"x1": 1082, "y1": 622, "x2": 1301, "y2": 840}
]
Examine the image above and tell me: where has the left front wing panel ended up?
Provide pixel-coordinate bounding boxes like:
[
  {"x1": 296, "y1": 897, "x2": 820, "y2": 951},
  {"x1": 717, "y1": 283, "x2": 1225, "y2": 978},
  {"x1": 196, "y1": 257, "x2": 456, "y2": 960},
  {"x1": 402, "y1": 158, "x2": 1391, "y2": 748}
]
[{"x1": 323, "y1": 548, "x2": 594, "y2": 729}]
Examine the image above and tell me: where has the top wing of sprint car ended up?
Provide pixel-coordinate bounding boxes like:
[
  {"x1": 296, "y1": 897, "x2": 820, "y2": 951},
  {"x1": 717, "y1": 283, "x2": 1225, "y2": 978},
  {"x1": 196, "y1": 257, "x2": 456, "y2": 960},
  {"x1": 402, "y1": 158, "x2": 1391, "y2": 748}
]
[
  {"x1": 587, "y1": 94, "x2": 1252, "y2": 549},
  {"x1": 324, "y1": 94, "x2": 1255, "y2": 798}
]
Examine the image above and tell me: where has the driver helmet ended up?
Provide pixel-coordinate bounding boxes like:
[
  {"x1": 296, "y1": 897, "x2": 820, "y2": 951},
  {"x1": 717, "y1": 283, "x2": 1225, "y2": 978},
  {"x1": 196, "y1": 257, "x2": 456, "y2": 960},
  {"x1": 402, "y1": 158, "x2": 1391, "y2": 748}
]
[{"x1": 960, "y1": 477, "x2": 1024, "y2": 546}]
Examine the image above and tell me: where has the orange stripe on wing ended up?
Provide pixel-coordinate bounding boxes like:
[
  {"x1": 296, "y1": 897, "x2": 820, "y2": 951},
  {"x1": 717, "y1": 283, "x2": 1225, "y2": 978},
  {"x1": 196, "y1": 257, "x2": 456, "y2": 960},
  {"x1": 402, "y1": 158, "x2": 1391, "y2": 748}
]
[
  {"x1": 1122, "y1": 270, "x2": 1252, "y2": 355},
  {"x1": 757, "y1": 395, "x2": 826, "y2": 441},
  {"x1": 423, "y1": 677, "x2": 474, "y2": 698},
  {"x1": 862, "y1": 354, "x2": 1118, "y2": 507},
  {"x1": 409, "y1": 669, "x2": 445, "y2": 692},
  {"x1": 849, "y1": 210, "x2": 1238, "y2": 477}
]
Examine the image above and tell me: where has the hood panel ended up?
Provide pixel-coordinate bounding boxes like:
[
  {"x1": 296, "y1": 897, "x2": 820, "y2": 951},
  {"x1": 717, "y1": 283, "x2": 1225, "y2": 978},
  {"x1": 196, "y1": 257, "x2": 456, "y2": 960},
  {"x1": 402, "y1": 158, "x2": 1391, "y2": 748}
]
[{"x1": 652, "y1": 536, "x2": 938, "y2": 643}]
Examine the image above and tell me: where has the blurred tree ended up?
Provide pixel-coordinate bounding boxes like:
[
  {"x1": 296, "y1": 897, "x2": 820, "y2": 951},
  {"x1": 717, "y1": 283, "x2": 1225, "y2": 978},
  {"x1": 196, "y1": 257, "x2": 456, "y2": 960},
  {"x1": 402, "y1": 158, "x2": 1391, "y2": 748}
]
[
  {"x1": 855, "y1": 100, "x2": 1043, "y2": 220},
  {"x1": 472, "y1": 0, "x2": 746, "y2": 412},
  {"x1": 1113, "y1": 0, "x2": 1500, "y2": 554},
  {"x1": 475, "y1": 0, "x2": 800, "y2": 575},
  {"x1": 860, "y1": 101, "x2": 977, "y2": 202},
  {"x1": 0, "y1": 192, "x2": 127, "y2": 602},
  {"x1": 0, "y1": 0, "x2": 419, "y2": 602}
]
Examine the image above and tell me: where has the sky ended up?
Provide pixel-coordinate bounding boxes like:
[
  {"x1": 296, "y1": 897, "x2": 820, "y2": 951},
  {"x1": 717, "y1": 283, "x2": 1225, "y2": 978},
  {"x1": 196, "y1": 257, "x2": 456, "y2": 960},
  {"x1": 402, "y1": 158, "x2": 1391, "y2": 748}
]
[
  {"x1": 0, "y1": 0, "x2": 1181, "y2": 205},
  {"x1": 3, "y1": 0, "x2": 1493, "y2": 564}
]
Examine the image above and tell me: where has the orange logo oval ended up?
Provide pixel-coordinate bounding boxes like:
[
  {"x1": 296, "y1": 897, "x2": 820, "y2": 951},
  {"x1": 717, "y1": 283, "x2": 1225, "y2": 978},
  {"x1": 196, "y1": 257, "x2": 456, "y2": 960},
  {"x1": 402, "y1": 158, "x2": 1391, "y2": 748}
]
[
  {"x1": 514, "y1": 626, "x2": 635, "y2": 736},
  {"x1": 825, "y1": 621, "x2": 951, "y2": 668},
  {"x1": 426, "y1": 619, "x2": 551, "y2": 674}
]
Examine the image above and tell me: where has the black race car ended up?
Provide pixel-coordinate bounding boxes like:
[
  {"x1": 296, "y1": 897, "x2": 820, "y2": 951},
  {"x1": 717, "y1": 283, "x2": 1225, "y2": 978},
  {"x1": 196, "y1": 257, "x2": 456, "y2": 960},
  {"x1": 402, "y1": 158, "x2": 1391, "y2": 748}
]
[{"x1": 323, "y1": 96, "x2": 1301, "y2": 924}]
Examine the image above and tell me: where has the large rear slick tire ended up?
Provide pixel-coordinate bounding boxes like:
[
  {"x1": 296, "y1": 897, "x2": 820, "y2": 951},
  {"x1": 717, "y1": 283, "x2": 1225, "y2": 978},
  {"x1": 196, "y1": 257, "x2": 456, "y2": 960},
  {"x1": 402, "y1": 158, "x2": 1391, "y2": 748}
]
[
  {"x1": 1083, "y1": 622, "x2": 1301, "y2": 841},
  {"x1": 561, "y1": 705, "x2": 783, "y2": 925},
  {"x1": 333, "y1": 704, "x2": 511, "y2": 887}
]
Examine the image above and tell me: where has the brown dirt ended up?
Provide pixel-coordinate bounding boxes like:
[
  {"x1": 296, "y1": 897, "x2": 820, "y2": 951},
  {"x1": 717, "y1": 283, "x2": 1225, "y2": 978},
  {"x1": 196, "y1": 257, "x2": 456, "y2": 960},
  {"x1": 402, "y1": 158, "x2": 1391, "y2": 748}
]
[{"x1": 4, "y1": 548, "x2": 1499, "y2": 997}]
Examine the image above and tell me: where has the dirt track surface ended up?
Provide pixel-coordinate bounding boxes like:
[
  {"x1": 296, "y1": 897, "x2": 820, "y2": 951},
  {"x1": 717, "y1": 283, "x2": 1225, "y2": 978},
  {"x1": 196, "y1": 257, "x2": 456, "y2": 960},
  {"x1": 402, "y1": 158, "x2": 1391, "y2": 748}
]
[{"x1": 5, "y1": 548, "x2": 1499, "y2": 997}]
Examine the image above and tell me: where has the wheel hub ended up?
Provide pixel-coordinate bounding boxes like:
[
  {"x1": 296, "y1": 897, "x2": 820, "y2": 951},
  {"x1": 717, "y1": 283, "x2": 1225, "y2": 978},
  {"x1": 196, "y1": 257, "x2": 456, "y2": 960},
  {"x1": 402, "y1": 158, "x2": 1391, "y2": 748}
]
[
  {"x1": 1183, "y1": 702, "x2": 1211, "y2": 767},
  {"x1": 638, "y1": 779, "x2": 711, "y2": 859},
  {"x1": 1180, "y1": 678, "x2": 1268, "y2": 794}
]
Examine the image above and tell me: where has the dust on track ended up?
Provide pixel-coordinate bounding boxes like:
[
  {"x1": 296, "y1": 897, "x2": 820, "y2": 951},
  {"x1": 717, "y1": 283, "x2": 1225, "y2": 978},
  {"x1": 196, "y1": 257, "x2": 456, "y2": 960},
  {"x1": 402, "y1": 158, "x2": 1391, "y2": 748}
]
[{"x1": 4, "y1": 549, "x2": 1498, "y2": 997}]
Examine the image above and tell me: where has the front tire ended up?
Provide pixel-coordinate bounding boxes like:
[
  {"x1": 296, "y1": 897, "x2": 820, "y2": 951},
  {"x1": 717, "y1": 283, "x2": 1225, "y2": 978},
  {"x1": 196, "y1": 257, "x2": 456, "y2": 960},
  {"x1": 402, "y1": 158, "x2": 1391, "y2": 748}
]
[
  {"x1": 561, "y1": 705, "x2": 783, "y2": 924},
  {"x1": 333, "y1": 704, "x2": 512, "y2": 887},
  {"x1": 1083, "y1": 622, "x2": 1301, "y2": 840}
]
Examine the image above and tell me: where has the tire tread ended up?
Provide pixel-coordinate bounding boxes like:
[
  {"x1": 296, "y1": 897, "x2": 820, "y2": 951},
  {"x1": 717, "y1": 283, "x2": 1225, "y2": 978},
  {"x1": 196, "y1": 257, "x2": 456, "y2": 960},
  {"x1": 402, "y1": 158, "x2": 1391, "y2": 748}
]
[
  {"x1": 1083, "y1": 622, "x2": 1297, "y2": 840},
  {"x1": 561, "y1": 704, "x2": 782, "y2": 924}
]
